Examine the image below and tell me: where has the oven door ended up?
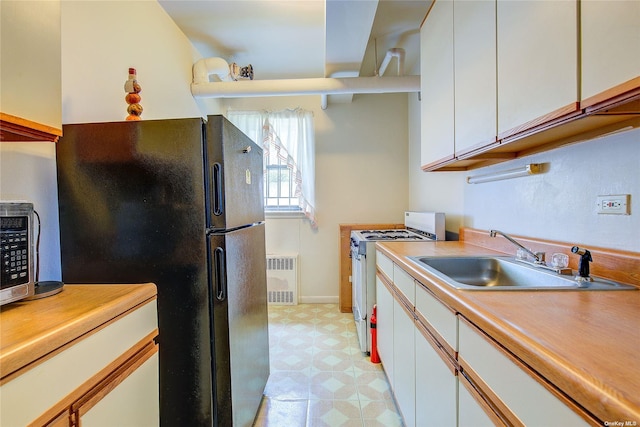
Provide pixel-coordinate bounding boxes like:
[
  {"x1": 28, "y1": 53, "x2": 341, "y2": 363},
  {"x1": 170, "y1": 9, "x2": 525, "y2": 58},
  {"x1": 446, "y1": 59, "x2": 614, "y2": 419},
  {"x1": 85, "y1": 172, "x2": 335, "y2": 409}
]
[{"x1": 351, "y1": 244, "x2": 368, "y2": 354}]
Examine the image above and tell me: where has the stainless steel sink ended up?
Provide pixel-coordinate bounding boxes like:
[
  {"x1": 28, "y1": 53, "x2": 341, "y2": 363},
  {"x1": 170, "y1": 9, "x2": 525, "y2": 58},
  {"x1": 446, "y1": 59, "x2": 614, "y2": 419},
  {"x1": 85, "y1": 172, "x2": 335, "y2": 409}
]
[{"x1": 407, "y1": 256, "x2": 637, "y2": 291}]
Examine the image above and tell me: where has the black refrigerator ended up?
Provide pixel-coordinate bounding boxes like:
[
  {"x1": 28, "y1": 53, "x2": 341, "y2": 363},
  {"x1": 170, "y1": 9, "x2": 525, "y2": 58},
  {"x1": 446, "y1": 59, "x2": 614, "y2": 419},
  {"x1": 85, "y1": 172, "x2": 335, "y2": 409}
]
[{"x1": 56, "y1": 115, "x2": 270, "y2": 427}]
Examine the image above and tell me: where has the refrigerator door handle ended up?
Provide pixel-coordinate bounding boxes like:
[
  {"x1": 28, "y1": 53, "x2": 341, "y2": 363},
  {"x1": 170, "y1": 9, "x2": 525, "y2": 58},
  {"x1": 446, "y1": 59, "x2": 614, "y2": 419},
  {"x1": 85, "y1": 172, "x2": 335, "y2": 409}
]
[
  {"x1": 214, "y1": 247, "x2": 227, "y2": 301},
  {"x1": 212, "y1": 163, "x2": 224, "y2": 216}
]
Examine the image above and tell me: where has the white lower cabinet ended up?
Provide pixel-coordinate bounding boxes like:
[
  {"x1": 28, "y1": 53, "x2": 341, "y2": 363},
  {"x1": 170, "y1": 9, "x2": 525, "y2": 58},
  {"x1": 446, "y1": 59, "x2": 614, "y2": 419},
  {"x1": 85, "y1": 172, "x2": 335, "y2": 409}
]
[
  {"x1": 458, "y1": 317, "x2": 590, "y2": 426},
  {"x1": 415, "y1": 321, "x2": 457, "y2": 426},
  {"x1": 376, "y1": 274, "x2": 395, "y2": 386},
  {"x1": 1, "y1": 300, "x2": 159, "y2": 427},
  {"x1": 375, "y1": 260, "x2": 596, "y2": 427},
  {"x1": 458, "y1": 374, "x2": 496, "y2": 427},
  {"x1": 76, "y1": 351, "x2": 159, "y2": 426},
  {"x1": 393, "y1": 298, "x2": 416, "y2": 427}
]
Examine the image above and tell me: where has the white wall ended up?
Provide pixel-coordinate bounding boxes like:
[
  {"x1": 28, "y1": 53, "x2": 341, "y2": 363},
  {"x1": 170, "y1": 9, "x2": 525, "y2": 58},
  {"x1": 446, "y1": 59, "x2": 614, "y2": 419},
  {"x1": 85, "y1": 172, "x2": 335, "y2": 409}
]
[
  {"x1": 1, "y1": 0, "x2": 220, "y2": 282},
  {"x1": 0, "y1": 143, "x2": 61, "y2": 281},
  {"x1": 222, "y1": 94, "x2": 410, "y2": 302},
  {"x1": 61, "y1": 0, "x2": 221, "y2": 123}
]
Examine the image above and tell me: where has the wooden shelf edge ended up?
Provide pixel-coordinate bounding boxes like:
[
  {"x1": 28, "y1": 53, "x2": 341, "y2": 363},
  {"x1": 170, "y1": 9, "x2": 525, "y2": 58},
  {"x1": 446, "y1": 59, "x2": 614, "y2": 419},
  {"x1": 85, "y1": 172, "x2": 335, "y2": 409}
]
[
  {"x1": 0, "y1": 113, "x2": 62, "y2": 143},
  {"x1": 582, "y1": 76, "x2": 640, "y2": 110}
]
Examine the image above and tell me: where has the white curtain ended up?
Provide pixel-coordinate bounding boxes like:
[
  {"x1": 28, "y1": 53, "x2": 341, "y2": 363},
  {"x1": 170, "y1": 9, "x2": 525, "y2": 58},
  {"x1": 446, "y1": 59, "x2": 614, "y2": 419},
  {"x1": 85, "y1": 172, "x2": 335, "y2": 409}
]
[{"x1": 227, "y1": 109, "x2": 316, "y2": 228}]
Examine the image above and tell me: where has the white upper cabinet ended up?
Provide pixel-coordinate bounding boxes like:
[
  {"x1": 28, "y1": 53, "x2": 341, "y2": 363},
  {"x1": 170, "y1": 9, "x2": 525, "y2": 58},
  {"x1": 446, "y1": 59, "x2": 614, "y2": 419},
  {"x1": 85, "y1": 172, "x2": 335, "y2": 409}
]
[
  {"x1": 453, "y1": 0, "x2": 497, "y2": 155},
  {"x1": 420, "y1": 0, "x2": 455, "y2": 167},
  {"x1": 581, "y1": 0, "x2": 640, "y2": 106},
  {"x1": 497, "y1": 0, "x2": 579, "y2": 137}
]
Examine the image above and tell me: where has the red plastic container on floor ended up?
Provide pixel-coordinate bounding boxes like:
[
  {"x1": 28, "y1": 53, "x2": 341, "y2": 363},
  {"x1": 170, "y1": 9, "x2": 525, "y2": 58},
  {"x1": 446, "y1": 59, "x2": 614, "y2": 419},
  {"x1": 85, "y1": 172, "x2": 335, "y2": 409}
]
[{"x1": 370, "y1": 305, "x2": 380, "y2": 363}]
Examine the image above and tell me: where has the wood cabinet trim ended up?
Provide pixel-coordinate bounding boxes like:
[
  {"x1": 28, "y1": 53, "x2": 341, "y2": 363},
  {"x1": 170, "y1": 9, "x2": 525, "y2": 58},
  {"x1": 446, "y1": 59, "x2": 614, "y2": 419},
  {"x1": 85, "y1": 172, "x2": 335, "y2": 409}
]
[
  {"x1": 71, "y1": 337, "x2": 158, "y2": 422},
  {"x1": 458, "y1": 369, "x2": 511, "y2": 427},
  {"x1": 458, "y1": 358, "x2": 522, "y2": 427},
  {"x1": 414, "y1": 317, "x2": 457, "y2": 376},
  {"x1": 0, "y1": 113, "x2": 62, "y2": 143},
  {"x1": 339, "y1": 223, "x2": 404, "y2": 313},
  {"x1": 582, "y1": 76, "x2": 640, "y2": 110},
  {"x1": 420, "y1": 154, "x2": 458, "y2": 172},
  {"x1": 27, "y1": 330, "x2": 158, "y2": 427},
  {"x1": 497, "y1": 102, "x2": 581, "y2": 141}
]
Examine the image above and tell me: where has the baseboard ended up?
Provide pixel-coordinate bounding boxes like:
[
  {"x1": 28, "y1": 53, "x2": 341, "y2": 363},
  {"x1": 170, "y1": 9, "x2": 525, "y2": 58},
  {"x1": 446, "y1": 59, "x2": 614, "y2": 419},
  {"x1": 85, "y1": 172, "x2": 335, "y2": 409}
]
[{"x1": 298, "y1": 296, "x2": 339, "y2": 304}]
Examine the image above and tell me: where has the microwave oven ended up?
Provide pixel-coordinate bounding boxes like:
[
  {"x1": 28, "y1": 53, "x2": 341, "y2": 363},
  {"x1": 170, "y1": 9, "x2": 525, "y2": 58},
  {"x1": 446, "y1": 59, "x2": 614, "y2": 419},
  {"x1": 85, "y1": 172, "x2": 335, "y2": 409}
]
[{"x1": 1, "y1": 201, "x2": 35, "y2": 305}]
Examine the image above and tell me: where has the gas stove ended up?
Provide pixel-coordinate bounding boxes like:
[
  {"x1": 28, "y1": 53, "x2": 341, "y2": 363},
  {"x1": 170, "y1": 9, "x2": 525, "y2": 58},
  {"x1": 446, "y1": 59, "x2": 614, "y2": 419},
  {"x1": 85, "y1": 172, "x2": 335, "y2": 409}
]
[
  {"x1": 350, "y1": 211, "x2": 445, "y2": 255},
  {"x1": 350, "y1": 211, "x2": 445, "y2": 355}
]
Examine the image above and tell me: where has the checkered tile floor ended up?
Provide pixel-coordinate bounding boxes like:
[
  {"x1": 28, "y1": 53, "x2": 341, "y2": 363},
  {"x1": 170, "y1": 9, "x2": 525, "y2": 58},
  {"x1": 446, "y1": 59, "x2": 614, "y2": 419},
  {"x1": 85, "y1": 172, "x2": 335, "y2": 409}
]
[{"x1": 253, "y1": 304, "x2": 403, "y2": 427}]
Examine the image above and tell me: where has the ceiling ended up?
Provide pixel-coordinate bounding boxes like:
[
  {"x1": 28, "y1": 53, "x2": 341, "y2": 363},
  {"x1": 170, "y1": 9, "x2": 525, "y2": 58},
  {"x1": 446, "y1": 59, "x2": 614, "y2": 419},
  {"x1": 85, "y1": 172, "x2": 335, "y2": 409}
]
[{"x1": 159, "y1": 0, "x2": 432, "y2": 84}]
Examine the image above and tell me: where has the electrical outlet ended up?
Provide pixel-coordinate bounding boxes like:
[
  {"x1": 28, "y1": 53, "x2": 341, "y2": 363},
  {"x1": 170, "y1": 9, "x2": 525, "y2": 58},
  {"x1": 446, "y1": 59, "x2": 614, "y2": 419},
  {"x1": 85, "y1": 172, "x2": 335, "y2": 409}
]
[{"x1": 596, "y1": 194, "x2": 630, "y2": 215}]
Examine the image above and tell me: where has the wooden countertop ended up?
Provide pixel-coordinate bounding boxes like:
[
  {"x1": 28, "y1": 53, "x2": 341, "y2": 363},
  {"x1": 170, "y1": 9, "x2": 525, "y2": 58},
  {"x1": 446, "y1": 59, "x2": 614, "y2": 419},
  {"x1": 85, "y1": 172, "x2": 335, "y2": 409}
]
[
  {"x1": 376, "y1": 241, "x2": 640, "y2": 424},
  {"x1": 0, "y1": 283, "x2": 157, "y2": 383}
]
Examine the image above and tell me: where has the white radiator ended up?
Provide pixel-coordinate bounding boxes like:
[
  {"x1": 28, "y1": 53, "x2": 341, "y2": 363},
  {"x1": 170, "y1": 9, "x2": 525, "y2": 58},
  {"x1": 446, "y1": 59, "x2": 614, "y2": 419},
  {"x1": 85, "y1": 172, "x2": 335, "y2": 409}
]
[{"x1": 266, "y1": 254, "x2": 299, "y2": 305}]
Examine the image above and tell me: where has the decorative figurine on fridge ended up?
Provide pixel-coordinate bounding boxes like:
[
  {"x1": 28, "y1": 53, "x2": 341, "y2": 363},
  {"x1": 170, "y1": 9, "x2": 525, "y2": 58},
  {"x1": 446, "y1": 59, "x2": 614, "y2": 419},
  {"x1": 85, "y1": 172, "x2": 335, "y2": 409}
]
[{"x1": 124, "y1": 68, "x2": 143, "y2": 120}]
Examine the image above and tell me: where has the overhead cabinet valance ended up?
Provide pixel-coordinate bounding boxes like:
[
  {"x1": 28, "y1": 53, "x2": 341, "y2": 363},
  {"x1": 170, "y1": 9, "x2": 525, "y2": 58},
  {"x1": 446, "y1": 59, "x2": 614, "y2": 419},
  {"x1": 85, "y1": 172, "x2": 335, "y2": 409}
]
[{"x1": 420, "y1": 0, "x2": 640, "y2": 172}]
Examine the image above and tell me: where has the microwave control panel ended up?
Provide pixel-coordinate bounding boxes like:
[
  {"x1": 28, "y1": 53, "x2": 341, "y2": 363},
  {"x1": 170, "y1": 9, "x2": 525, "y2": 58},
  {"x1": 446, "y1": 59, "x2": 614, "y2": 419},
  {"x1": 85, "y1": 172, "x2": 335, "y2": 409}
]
[{"x1": 1, "y1": 216, "x2": 30, "y2": 289}]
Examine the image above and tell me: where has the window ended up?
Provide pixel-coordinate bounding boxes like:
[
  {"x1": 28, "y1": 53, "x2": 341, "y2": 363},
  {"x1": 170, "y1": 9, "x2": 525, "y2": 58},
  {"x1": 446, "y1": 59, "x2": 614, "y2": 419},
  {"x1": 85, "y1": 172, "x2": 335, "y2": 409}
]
[
  {"x1": 265, "y1": 164, "x2": 296, "y2": 210},
  {"x1": 227, "y1": 109, "x2": 316, "y2": 227}
]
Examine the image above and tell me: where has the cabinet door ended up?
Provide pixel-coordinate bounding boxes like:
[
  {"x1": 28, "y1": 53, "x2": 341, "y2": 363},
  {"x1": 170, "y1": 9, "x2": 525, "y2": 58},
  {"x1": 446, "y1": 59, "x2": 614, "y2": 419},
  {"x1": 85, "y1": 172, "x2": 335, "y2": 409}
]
[
  {"x1": 393, "y1": 265, "x2": 415, "y2": 306},
  {"x1": 375, "y1": 275, "x2": 394, "y2": 385},
  {"x1": 581, "y1": 0, "x2": 640, "y2": 106},
  {"x1": 393, "y1": 299, "x2": 415, "y2": 427},
  {"x1": 497, "y1": 0, "x2": 578, "y2": 137},
  {"x1": 415, "y1": 322, "x2": 457, "y2": 426},
  {"x1": 454, "y1": 0, "x2": 497, "y2": 155},
  {"x1": 415, "y1": 282, "x2": 457, "y2": 352},
  {"x1": 458, "y1": 375, "x2": 497, "y2": 427},
  {"x1": 77, "y1": 351, "x2": 159, "y2": 426},
  {"x1": 420, "y1": 0, "x2": 455, "y2": 168},
  {"x1": 459, "y1": 318, "x2": 589, "y2": 426}
]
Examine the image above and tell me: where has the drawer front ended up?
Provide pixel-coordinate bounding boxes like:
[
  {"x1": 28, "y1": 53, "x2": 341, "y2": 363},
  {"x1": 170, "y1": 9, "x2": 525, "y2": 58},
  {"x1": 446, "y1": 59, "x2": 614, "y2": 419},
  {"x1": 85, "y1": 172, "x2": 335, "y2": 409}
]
[
  {"x1": 376, "y1": 250, "x2": 394, "y2": 281},
  {"x1": 393, "y1": 265, "x2": 415, "y2": 306},
  {"x1": 458, "y1": 319, "x2": 588, "y2": 426},
  {"x1": 0, "y1": 300, "x2": 157, "y2": 426},
  {"x1": 79, "y1": 351, "x2": 159, "y2": 426},
  {"x1": 415, "y1": 283, "x2": 457, "y2": 351}
]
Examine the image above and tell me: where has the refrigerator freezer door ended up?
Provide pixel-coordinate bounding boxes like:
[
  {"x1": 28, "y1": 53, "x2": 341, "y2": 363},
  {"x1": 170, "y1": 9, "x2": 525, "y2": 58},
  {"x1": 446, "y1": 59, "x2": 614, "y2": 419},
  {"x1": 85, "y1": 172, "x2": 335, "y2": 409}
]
[
  {"x1": 205, "y1": 116, "x2": 265, "y2": 231},
  {"x1": 208, "y1": 224, "x2": 270, "y2": 427}
]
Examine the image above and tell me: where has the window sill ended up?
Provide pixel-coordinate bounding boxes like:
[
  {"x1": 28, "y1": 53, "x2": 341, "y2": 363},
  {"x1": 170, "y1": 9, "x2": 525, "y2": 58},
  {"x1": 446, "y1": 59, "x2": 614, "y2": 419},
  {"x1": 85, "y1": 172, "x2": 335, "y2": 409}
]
[{"x1": 265, "y1": 211, "x2": 305, "y2": 220}]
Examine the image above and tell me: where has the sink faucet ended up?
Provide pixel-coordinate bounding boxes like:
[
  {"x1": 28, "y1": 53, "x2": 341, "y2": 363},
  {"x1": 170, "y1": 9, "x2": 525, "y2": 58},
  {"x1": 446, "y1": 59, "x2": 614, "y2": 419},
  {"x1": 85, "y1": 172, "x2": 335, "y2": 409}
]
[{"x1": 489, "y1": 230, "x2": 545, "y2": 264}]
